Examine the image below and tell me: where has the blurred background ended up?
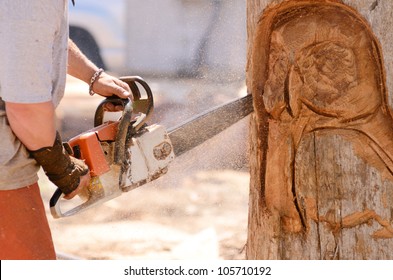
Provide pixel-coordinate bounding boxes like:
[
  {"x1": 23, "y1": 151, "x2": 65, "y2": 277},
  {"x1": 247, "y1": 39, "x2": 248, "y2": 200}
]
[
  {"x1": 42, "y1": 0, "x2": 251, "y2": 260},
  {"x1": 61, "y1": 0, "x2": 248, "y2": 139},
  {"x1": 69, "y1": 0, "x2": 246, "y2": 79}
]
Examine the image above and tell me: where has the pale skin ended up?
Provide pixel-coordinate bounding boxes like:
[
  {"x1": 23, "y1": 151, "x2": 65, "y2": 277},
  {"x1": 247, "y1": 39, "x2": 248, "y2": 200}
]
[{"x1": 5, "y1": 39, "x2": 131, "y2": 199}]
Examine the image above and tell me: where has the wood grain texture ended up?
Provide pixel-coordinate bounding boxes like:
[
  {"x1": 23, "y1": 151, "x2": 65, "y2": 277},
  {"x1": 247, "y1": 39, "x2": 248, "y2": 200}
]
[{"x1": 246, "y1": 0, "x2": 393, "y2": 259}]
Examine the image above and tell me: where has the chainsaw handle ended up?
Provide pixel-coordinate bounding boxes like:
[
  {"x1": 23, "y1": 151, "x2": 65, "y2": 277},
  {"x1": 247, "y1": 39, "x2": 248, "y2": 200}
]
[
  {"x1": 49, "y1": 189, "x2": 64, "y2": 218},
  {"x1": 49, "y1": 188, "x2": 77, "y2": 219},
  {"x1": 94, "y1": 76, "x2": 154, "y2": 165},
  {"x1": 93, "y1": 97, "x2": 132, "y2": 164},
  {"x1": 49, "y1": 187, "x2": 122, "y2": 219},
  {"x1": 49, "y1": 189, "x2": 63, "y2": 215},
  {"x1": 94, "y1": 97, "x2": 130, "y2": 127},
  {"x1": 94, "y1": 76, "x2": 154, "y2": 129},
  {"x1": 121, "y1": 76, "x2": 154, "y2": 129}
]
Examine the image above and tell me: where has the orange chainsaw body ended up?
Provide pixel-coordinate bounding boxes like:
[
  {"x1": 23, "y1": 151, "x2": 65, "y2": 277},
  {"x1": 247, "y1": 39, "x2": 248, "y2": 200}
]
[{"x1": 67, "y1": 121, "x2": 118, "y2": 177}]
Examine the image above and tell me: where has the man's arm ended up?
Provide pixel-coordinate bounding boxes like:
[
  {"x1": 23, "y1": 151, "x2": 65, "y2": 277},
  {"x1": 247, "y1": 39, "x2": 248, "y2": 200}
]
[
  {"x1": 67, "y1": 39, "x2": 97, "y2": 84},
  {"x1": 6, "y1": 101, "x2": 89, "y2": 199},
  {"x1": 6, "y1": 39, "x2": 131, "y2": 198},
  {"x1": 4, "y1": 40, "x2": 102, "y2": 157},
  {"x1": 67, "y1": 39, "x2": 131, "y2": 99},
  {"x1": 6, "y1": 101, "x2": 56, "y2": 151}
]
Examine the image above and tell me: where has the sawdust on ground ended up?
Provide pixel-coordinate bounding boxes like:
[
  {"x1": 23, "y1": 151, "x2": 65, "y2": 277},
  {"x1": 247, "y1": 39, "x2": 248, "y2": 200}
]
[{"x1": 40, "y1": 76, "x2": 250, "y2": 260}]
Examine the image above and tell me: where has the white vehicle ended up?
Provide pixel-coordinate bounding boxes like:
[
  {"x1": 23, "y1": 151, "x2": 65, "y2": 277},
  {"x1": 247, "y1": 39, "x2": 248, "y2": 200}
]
[
  {"x1": 69, "y1": 0, "x2": 125, "y2": 71},
  {"x1": 69, "y1": 0, "x2": 246, "y2": 78}
]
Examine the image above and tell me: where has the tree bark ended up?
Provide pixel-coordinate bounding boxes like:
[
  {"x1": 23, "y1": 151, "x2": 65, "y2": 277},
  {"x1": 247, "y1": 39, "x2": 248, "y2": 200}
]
[{"x1": 246, "y1": 0, "x2": 393, "y2": 259}]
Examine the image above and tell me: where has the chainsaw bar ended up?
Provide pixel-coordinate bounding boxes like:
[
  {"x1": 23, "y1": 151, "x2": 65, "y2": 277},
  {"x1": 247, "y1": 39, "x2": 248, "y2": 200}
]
[{"x1": 168, "y1": 94, "x2": 253, "y2": 156}]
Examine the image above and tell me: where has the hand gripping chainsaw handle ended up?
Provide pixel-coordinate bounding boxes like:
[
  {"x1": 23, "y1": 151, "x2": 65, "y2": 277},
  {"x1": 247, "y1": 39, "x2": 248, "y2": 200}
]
[
  {"x1": 94, "y1": 76, "x2": 154, "y2": 164},
  {"x1": 49, "y1": 76, "x2": 155, "y2": 218}
]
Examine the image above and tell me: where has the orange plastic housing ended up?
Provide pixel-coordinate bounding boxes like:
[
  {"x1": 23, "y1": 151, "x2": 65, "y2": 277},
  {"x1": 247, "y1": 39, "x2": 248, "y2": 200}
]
[{"x1": 68, "y1": 121, "x2": 118, "y2": 177}]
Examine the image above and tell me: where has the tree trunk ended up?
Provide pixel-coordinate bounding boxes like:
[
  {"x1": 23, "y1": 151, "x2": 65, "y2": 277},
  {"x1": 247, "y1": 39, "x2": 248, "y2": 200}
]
[{"x1": 246, "y1": 0, "x2": 393, "y2": 259}]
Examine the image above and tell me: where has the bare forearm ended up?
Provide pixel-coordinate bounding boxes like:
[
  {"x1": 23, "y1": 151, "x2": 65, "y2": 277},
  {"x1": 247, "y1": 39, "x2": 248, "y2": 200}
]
[
  {"x1": 67, "y1": 38, "x2": 130, "y2": 101},
  {"x1": 5, "y1": 101, "x2": 56, "y2": 150},
  {"x1": 67, "y1": 38, "x2": 99, "y2": 83}
]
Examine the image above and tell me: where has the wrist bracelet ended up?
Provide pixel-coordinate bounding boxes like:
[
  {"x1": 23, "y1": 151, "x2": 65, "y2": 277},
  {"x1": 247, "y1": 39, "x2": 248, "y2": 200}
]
[{"x1": 89, "y1": 68, "x2": 104, "y2": 96}]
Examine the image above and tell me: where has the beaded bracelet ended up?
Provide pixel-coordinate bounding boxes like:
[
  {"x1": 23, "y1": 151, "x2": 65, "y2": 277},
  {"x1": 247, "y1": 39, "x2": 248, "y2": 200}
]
[{"x1": 89, "y1": 68, "x2": 104, "y2": 96}]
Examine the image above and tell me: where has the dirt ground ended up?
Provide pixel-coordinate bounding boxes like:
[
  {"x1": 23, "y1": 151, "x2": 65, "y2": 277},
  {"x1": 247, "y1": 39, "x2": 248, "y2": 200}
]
[{"x1": 39, "y1": 76, "x2": 251, "y2": 260}]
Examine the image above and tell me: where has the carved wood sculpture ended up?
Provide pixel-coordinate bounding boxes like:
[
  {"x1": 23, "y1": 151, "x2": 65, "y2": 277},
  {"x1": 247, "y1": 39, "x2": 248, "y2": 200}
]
[{"x1": 247, "y1": 0, "x2": 393, "y2": 259}]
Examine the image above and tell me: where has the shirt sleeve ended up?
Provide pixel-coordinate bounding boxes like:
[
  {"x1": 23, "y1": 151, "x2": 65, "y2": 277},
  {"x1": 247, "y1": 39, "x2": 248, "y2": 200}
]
[{"x1": 0, "y1": 1, "x2": 60, "y2": 104}]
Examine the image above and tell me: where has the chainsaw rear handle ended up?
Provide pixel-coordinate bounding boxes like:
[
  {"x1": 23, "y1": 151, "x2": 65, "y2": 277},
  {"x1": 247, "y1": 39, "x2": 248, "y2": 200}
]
[
  {"x1": 49, "y1": 188, "x2": 63, "y2": 218},
  {"x1": 49, "y1": 185, "x2": 122, "y2": 218},
  {"x1": 49, "y1": 188, "x2": 84, "y2": 218}
]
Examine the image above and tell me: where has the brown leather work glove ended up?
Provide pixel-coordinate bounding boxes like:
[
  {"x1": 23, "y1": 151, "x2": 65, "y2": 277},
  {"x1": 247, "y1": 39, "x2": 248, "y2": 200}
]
[{"x1": 29, "y1": 131, "x2": 89, "y2": 195}]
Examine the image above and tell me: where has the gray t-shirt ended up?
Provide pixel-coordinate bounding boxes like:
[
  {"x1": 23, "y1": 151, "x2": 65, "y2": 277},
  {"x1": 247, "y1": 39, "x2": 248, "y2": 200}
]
[{"x1": 0, "y1": 0, "x2": 69, "y2": 190}]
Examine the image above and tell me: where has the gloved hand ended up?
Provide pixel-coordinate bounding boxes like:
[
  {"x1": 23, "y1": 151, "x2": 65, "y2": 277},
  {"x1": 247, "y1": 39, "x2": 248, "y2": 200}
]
[{"x1": 29, "y1": 131, "x2": 89, "y2": 195}]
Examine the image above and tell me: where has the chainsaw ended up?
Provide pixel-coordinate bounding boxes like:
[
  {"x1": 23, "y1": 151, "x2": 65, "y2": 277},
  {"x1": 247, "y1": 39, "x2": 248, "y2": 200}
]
[{"x1": 50, "y1": 76, "x2": 253, "y2": 218}]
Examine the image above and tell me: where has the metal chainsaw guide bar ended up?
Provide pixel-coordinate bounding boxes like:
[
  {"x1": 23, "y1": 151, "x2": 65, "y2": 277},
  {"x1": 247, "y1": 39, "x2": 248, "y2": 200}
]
[{"x1": 167, "y1": 94, "x2": 254, "y2": 156}]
